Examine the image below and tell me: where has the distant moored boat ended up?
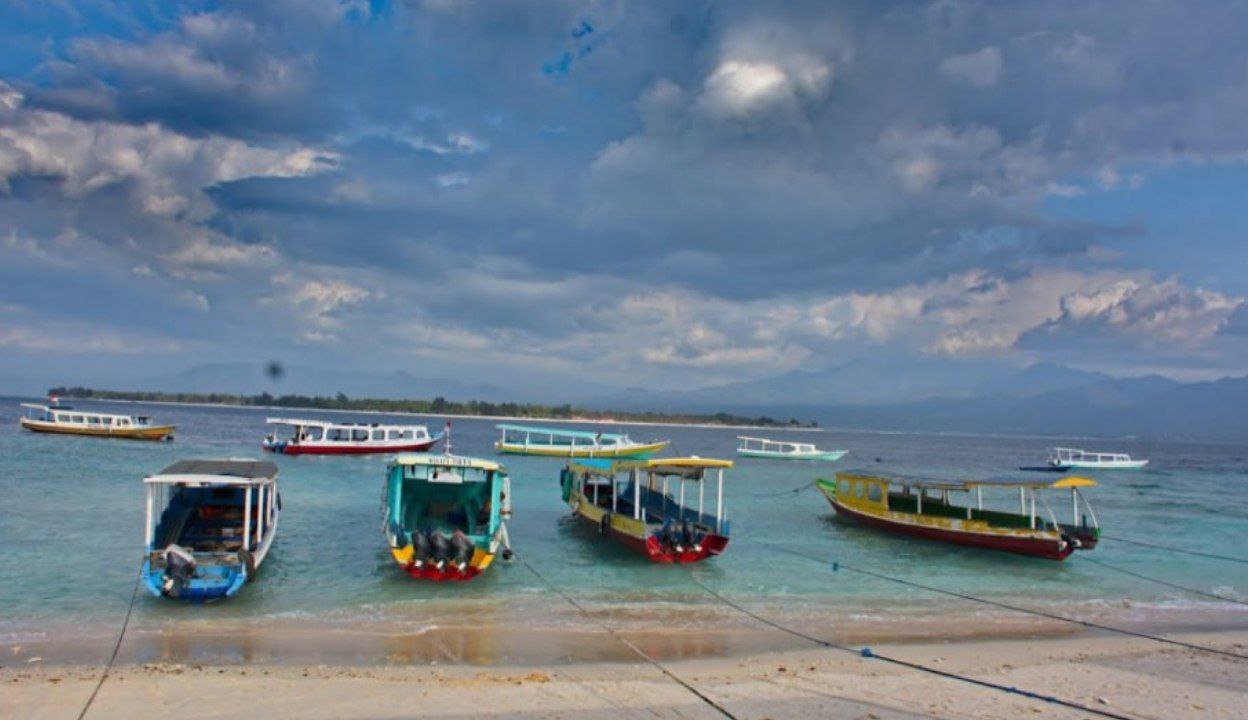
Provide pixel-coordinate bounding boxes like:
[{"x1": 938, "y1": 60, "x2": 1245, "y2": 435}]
[
  {"x1": 1046, "y1": 447, "x2": 1148, "y2": 470},
  {"x1": 19, "y1": 401, "x2": 174, "y2": 441},
  {"x1": 262, "y1": 417, "x2": 440, "y2": 455},
  {"x1": 494, "y1": 423, "x2": 668, "y2": 458},
  {"x1": 736, "y1": 436, "x2": 846, "y2": 462}
]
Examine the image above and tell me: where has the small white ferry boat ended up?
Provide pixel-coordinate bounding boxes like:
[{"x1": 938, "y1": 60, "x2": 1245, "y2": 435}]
[
  {"x1": 19, "y1": 402, "x2": 174, "y2": 441},
  {"x1": 736, "y1": 436, "x2": 846, "y2": 462},
  {"x1": 1047, "y1": 447, "x2": 1148, "y2": 470},
  {"x1": 262, "y1": 417, "x2": 441, "y2": 455}
]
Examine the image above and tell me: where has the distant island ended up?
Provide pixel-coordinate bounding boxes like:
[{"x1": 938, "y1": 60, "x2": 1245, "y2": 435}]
[{"x1": 48, "y1": 386, "x2": 818, "y2": 429}]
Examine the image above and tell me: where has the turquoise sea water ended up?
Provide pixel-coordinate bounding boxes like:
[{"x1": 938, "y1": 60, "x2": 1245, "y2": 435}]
[{"x1": 2, "y1": 397, "x2": 1247, "y2": 654}]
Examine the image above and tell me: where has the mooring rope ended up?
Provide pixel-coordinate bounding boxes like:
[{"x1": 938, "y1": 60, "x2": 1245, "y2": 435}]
[
  {"x1": 1100, "y1": 534, "x2": 1248, "y2": 565},
  {"x1": 751, "y1": 480, "x2": 815, "y2": 498},
  {"x1": 686, "y1": 574, "x2": 1142, "y2": 720},
  {"x1": 769, "y1": 545, "x2": 1248, "y2": 661},
  {"x1": 518, "y1": 557, "x2": 739, "y2": 720},
  {"x1": 77, "y1": 560, "x2": 144, "y2": 720},
  {"x1": 1081, "y1": 556, "x2": 1248, "y2": 608}
]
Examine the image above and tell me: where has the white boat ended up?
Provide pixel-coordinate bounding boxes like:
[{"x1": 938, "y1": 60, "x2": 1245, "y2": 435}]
[
  {"x1": 262, "y1": 417, "x2": 440, "y2": 455},
  {"x1": 736, "y1": 436, "x2": 847, "y2": 462},
  {"x1": 1047, "y1": 447, "x2": 1148, "y2": 470},
  {"x1": 494, "y1": 424, "x2": 669, "y2": 458},
  {"x1": 19, "y1": 402, "x2": 174, "y2": 441}
]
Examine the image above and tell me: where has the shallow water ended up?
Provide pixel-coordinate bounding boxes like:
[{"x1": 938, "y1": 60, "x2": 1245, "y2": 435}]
[{"x1": 2, "y1": 396, "x2": 1247, "y2": 658}]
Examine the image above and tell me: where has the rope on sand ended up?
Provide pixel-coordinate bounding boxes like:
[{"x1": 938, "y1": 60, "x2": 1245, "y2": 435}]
[
  {"x1": 769, "y1": 544, "x2": 1248, "y2": 662},
  {"x1": 686, "y1": 574, "x2": 1142, "y2": 720},
  {"x1": 518, "y1": 556, "x2": 740, "y2": 720},
  {"x1": 77, "y1": 560, "x2": 144, "y2": 720}
]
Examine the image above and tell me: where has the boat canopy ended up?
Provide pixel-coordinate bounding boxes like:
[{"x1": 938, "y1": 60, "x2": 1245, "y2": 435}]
[
  {"x1": 496, "y1": 423, "x2": 628, "y2": 441},
  {"x1": 266, "y1": 417, "x2": 428, "y2": 429},
  {"x1": 145, "y1": 459, "x2": 278, "y2": 486},
  {"x1": 392, "y1": 453, "x2": 503, "y2": 472},
  {"x1": 838, "y1": 471, "x2": 1096, "y2": 492},
  {"x1": 737, "y1": 436, "x2": 817, "y2": 450},
  {"x1": 569, "y1": 456, "x2": 734, "y2": 477}
]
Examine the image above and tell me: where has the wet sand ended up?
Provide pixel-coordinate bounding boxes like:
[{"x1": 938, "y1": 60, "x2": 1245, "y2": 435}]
[{"x1": 4, "y1": 630, "x2": 1247, "y2": 719}]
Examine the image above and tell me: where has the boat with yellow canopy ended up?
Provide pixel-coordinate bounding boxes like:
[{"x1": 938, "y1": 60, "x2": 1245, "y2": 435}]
[
  {"x1": 560, "y1": 457, "x2": 734, "y2": 562},
  {"x1": 816, "y1": 471, "x2": 1100, "y2": 560}
]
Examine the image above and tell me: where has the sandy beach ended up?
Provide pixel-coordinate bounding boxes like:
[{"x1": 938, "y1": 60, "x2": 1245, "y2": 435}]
[{"x1": 4, "y1": 630, "x2": 1246, "y2": 720}]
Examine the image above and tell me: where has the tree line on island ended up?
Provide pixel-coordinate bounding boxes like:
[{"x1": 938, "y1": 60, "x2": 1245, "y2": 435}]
[{"x1": 48, "y1": 387, "x2": 817, "y2": 428}]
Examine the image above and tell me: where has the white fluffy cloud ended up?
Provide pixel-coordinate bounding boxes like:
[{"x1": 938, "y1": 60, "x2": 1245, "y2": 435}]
[{"x1": 940, "y1": 46, "x2": 1003, "y2": 87}]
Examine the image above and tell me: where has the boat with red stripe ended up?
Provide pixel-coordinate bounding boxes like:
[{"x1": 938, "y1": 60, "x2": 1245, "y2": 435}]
[
  {"x1": 560, "y1": 457, "x2": 734, "y2": 563},
  {"x1": 262, "y1": 417, "x2": 441, "y2": 455},
  {"x1": 816, "y1": 471, "x2": 1100, "y2": 561}
]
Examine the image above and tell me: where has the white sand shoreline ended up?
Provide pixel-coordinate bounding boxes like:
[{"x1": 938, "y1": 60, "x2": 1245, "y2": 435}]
[{"x1": 5, "y1": 630, "x2": 1245, "y2": 719}]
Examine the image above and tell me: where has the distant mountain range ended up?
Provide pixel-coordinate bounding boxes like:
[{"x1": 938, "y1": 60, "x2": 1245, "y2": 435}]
[
  {"x1": 40, "y1": 359, "x2": 1248, "y2": 441},
  {"x1": 590, "y1": 360, "x2": 1248, "y2": 441}
]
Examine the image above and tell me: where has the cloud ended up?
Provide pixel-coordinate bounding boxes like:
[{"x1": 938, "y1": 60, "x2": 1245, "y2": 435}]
[{"x1": 940, "y1": 46, "x2": 1003, "y2": 87}]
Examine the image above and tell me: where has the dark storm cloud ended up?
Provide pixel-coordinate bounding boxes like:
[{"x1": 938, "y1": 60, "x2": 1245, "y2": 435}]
[{"x1": 3, "y1": 0, "x2": 1248, "y2": 389}]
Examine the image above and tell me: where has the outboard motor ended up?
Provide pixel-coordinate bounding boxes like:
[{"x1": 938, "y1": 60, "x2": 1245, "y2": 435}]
[
  {"x1": 681, "y1": 519, "x2": 699, "y2": 552},
  {"x1": 161, "y1": 544, "x2": 197, "y2": 597},
  {"x1": 427, "y1": 530, "x2": 451, "y2": 570},
  {"x1": 412, "y1": 530, "x2": 431, "y2": 570},
  {"x1": 661, "y1": 520, "x2": 683, "y2": 552},
  {"x1": 450, "y1": 531, "x2": 475, "y2": 573}
]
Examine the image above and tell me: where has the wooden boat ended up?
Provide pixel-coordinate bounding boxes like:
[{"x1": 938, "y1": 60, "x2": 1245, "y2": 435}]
[
  {"x1": 19, "y1": 402, "x2": 174, "y2": 441},
  {"x1": 737, "y1": 436, "x2": 846, "y2": 462},
  {"x1": 262, "y1": 417, "x2": 440, "y2": 455},
  {"x1": 1046, "y1": 447, "x2": 1148, "y2": 470},
  {"x1": 141, "y1": 459, "x2": 280, "y2": 601},
  {"x1": 817, "y1": 471, "x2": 1100, "y2": 561},
  {"x1": 560, "y1": 457, "x2": 733, "y2": 562},
  {"x1": 382, "y1": 454, "x2": 512, "y2": 581},
  {"x1": 495, "y1": 423, "x2": 668, "y2": 458}
]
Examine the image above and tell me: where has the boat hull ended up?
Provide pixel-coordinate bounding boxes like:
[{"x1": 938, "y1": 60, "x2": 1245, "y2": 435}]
[
  {"x1": 1051, "y1": 460, "x2": 1149, "y2": 470},
  {"x1": 817, "y1": 483, "x2": 1072, "y2": 561},
  {"x1": 495, "y1": 440, "x2": 669, "y2": 458},
  {"x1": 264, "y1": 438, "x2": 438, "y2": 455},
  {"x1": 572, "y1": 500, "x2": 728, "y2": 563},
  {"x1": 21, "y1": 417, "x2": 174, "y2": 441},
  {"x1": 737, "y1": 449, "x2": 846, "y2": 462},
  {"x1": 390, "y1": 545, "x2": 496, "y2": 581}
]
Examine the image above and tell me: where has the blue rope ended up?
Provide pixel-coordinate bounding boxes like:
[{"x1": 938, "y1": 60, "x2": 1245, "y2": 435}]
[
  {"x1": 687, "y1": 575, "x2": 1140, "y2": 720},
  {"x1": 773, "y1": 545, "x2": 1248, "y2": 661}
]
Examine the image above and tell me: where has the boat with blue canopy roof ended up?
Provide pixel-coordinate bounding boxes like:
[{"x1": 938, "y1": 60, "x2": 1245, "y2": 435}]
[{"x1": 495, "y1": 423, "x2": 668, "y2": 458}]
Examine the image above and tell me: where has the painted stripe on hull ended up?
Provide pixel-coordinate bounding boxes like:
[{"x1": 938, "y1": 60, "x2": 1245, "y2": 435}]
[
  {"x1": 20, "y1": 418, "x2": 174, "y2": 441},
  {"x1": 823, "y1": 492, "x2": 1072, "y2": 561},
  {"x1": 495, "y1": 441, "x2": 669, "y2": 458}
]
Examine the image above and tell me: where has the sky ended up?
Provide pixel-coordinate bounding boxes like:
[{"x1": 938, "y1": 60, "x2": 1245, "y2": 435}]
[{"x1": 2, "y1": 0, "x2": 1248, "y2": 398}]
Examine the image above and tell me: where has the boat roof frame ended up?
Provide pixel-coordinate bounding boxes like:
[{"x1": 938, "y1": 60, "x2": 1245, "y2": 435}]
[
  {"x1": 391, "y1": 453, "x2": 504, "y2": 473},
  {"x1": 266, "y1": 417, "x2": 431, "y2": 430},
  {"x1": 22, "y1": 403, "x2": 144, "y2": 421},
  {"x1": 835, "y1": 470, "x2": 1096, "y2": 491},
  {"x1": 146, "y1": 459, "x2": 278, "y2": 486},
  {"x1": 496, "y1": 423, "x2": 628, "y2": 441},
  {"x1": 569, "y1": 456, "x2": 734, "y2": 478}
]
